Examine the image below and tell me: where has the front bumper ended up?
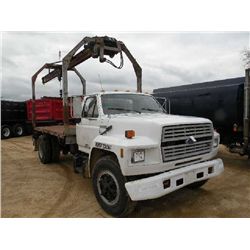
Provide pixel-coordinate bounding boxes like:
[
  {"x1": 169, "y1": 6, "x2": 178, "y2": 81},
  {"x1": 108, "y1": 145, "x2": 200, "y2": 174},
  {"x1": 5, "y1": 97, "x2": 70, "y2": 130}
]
[{"x1": 125, "y1": 158, "x2": 224, "y2": 201}]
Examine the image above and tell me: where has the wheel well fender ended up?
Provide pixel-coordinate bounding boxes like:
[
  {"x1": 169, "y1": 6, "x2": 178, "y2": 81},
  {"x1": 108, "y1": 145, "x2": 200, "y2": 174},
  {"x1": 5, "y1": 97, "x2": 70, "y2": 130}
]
[{"x1": 88, "y1": 147, "x2": 119, "y2": 178}]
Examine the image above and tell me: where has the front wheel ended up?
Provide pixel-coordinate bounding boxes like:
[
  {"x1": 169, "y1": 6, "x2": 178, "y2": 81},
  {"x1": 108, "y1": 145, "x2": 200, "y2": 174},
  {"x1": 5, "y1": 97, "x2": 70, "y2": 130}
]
[{"x1": 92, "y1": 156, "x2": 135, "y2": 217}]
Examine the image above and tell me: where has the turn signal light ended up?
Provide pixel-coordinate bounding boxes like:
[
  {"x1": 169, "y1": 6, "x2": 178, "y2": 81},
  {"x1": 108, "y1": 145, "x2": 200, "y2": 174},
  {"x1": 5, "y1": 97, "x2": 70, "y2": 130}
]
[{"x1": 125, "y1": 130, "x2": 135, "y2": 139}]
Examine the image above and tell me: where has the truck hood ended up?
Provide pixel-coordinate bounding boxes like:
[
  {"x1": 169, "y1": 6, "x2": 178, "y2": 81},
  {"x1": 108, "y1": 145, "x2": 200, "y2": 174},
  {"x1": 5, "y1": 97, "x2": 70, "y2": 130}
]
[
  {"x1": 108, "y1": 113, "x2": 211, "y2": 126},
  {"x1": 105, "y1": 113, "x2": 212, "y2": 142}
]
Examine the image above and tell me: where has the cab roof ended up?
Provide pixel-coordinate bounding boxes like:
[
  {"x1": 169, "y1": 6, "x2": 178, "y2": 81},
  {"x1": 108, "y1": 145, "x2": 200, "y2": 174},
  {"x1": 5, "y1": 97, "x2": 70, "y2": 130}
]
[{"x1": 91, "y1": 91, "x2": 151, "y2": 97}]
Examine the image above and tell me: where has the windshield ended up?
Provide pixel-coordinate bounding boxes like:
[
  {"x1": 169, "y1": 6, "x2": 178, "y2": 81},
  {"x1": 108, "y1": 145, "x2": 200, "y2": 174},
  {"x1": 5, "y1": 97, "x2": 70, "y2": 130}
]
[{"x1": 101, "y1": 94, "x2": 165, "y2": 115}]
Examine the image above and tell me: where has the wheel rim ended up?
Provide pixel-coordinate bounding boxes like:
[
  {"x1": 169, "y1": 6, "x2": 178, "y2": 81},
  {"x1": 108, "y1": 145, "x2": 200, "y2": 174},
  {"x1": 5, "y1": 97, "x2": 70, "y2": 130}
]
[
  {"x1": 3, "y1": 127, "x2": 10, "y2": 137},
  {"x1": 97, "y1": 170, "x2": 120, "y2": 206},
  {"x1": 16, "y1": 126, "x2": 23, "y2": 136}
]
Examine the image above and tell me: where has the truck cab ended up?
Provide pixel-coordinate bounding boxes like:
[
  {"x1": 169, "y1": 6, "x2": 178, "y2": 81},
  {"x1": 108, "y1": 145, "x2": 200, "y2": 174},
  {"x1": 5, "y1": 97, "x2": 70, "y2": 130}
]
[{"x1": 75, "y1": 91, "x2": 223, "y2": 216}]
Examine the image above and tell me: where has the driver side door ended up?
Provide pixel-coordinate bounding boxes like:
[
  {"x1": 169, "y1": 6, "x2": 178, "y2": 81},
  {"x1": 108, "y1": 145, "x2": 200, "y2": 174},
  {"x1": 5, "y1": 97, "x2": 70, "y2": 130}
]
[{"x1": 76, "y1": 96, "x2": 100, "y2": 153}]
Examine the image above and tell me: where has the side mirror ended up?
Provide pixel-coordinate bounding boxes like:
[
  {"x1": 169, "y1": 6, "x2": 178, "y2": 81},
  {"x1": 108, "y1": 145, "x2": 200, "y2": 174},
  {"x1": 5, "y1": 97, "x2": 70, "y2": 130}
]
[{"x1": 155, "y1": 97, "x2": 171, "y2": 114}]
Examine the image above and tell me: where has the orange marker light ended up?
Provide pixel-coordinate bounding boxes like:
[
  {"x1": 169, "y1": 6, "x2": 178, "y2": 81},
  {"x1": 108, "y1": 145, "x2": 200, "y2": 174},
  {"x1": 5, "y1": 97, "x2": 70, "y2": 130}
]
[{"x1": 125, "y1": 130, "x2": 135, "y2": 139}]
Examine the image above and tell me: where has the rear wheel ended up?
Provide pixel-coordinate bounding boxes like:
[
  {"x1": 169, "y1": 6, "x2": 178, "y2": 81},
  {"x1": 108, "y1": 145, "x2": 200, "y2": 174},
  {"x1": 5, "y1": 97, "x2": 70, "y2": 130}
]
[
  {"x1": 92, "y1": 156, "x2": 135, "y2": 217},
  {"x1": 12, "y1": 124, "x2": 25, "y2": 137},
  {"x1": 50, "y1": 136, "x2": 60, "y2": 162},
  {"x1": 187, "y1": 179, "x2": 208, "y2": 189},
  {"x1": 38, "y1": 135, "x2": 52, "y2": 164},
  {"x1": 1, "y1": 125, "x2": 12, "y2": 139}
]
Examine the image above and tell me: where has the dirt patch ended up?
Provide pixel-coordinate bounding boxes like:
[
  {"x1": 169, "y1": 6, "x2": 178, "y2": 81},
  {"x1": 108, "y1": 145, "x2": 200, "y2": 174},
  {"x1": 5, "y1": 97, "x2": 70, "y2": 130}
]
[{"x1": 1, "y1": 136, "x2": 250, "y2": 217}]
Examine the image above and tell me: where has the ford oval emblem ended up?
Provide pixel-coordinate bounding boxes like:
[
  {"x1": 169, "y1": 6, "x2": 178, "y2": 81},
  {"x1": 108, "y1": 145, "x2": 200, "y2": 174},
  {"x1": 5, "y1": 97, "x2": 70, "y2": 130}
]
[{"x1": 186, "y1": 136, "x2": 197, "y2": 145}]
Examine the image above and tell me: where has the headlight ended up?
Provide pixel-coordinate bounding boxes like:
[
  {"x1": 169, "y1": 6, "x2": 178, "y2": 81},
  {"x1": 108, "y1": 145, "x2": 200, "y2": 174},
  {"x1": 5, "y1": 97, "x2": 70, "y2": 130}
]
[
  {"x1": 213, "y1": 132, "x2": 220, "y2": 148},
  {"x1": 131, "y1": 149, "x2": 145, "y2": 163}
]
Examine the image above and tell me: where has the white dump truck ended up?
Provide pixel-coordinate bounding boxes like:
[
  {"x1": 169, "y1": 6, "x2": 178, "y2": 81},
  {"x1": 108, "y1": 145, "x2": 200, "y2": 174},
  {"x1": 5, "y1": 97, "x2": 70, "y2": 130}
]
[{"x1": 32, "y1": 36, "x2": 224, "y2": 217}]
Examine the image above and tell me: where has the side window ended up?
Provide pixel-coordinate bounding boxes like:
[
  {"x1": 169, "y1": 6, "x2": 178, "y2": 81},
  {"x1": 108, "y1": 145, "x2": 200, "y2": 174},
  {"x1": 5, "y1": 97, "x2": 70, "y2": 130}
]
[
  {"x1": 87, "y1": 99, "x2": 95, "y2": 117},
  {"x1": 82, "y1": 97, "x2": 98, "y2": 118}
]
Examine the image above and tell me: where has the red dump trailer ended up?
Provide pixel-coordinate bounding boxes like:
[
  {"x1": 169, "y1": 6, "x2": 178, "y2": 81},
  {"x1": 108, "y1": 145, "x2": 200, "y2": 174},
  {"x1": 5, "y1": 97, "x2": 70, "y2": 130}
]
[
  {"x1": 1, "y1": 96, "x2": 82, "y2": 139},
  {"x1": 26, "y1": 97, "x2": 64, "y2": 121}
]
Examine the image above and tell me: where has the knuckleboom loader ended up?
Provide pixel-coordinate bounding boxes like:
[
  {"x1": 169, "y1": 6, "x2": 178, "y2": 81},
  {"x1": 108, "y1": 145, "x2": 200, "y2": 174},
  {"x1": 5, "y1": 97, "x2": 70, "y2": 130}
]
[{"x1": 32, "y1": 36, "x2": 224, "y2": 217}]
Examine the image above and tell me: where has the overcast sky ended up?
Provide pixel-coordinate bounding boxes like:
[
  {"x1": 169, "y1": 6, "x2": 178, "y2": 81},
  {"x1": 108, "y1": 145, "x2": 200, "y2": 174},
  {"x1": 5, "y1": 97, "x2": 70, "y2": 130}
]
[{"x1": 1, "y1": 32, "x2": 249, "y2": 101}]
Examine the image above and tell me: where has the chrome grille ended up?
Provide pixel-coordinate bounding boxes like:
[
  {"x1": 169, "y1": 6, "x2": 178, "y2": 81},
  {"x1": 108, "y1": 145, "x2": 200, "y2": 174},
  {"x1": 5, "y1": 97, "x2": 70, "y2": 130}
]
[{"x1": 161, "y1": 123, "x2": 213, "y2": 163}]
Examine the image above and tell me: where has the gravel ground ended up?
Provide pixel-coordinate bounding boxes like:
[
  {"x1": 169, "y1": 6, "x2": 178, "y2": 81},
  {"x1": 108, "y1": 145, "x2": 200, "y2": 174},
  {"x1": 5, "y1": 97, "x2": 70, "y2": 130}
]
[{"x1": 1, "y1": 136, "x2": 250, "y2": 218}]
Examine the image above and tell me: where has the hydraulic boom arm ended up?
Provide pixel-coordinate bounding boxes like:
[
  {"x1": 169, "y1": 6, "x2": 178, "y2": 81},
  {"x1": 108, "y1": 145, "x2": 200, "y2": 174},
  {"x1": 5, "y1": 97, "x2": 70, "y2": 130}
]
[{"x1": 31, "y1": 36, "x2": 142, "y2": 132}]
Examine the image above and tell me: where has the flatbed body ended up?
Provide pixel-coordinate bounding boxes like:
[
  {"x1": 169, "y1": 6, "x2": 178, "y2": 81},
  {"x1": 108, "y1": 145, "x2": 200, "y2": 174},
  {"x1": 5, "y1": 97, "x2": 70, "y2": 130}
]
[{"x1": 34, "y1": 125, "x2": 76, "y2": 139}]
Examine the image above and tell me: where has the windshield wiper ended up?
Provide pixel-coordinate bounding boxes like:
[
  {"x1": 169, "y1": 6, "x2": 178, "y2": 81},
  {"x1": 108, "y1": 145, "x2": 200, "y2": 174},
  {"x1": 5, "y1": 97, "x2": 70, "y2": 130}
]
[
  {"x1": 108, "y1": 107, "x2": 141, "y2": 114},
  {"x1": 141, "y1": 108, "x2": 161, "y2": 112}
]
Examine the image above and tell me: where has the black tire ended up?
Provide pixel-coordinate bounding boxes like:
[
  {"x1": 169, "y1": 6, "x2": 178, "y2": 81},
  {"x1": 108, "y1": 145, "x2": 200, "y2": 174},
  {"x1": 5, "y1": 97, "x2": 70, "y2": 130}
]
[
  {"x1": 92, "y1": 156, "x2": 135, "y2": 217},
  {"x1": 12, "y1": 124, "x2": 25, "y2": 137},
  {"x1": 38, "y1": 135, "x2": 52, "y2": 164},
  {"x1": 50, "y1": 136, "x2": 60, "y2": 162},
  {"x1": 187, "y1": 179, "x2": 208, "y2": 189},
  {"x1": 1, "y1": 125, "x2": 12, "y2": 139}
]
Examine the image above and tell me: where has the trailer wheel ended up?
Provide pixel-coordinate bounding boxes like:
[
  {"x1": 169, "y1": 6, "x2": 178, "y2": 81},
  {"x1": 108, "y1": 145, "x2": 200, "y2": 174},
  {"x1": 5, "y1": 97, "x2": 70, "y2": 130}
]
[
  {"x1": 13, "y1": 124, "x2": 24, "y2": 137},
  {"x1": 50, "y1": 136, "x2": 60, "y2": 162},
  {"x1": 187, "y1": 179, "x2": 208, "y2": 189},
  {"x1": 38, "y1": 135, "x2": 52, "y2": 164},
  {"x1": 1, "y1": 125, "x2": 12, "y2": 139},
  {"x1": 92, "y1": 156, "x2": 135, "y2": 217}
]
